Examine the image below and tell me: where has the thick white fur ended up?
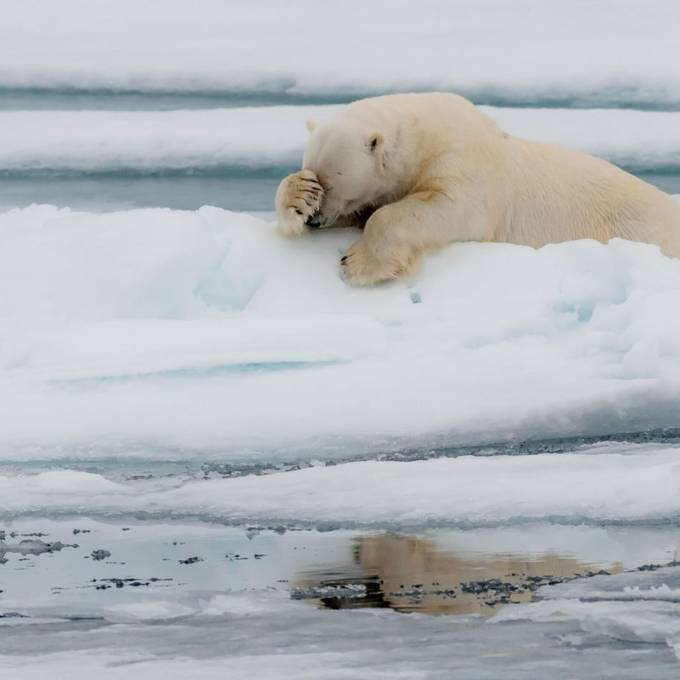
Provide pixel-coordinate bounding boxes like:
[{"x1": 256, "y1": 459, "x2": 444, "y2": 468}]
[{"x1": 276, "y1": 93, "x2": 680, "y2": 286}]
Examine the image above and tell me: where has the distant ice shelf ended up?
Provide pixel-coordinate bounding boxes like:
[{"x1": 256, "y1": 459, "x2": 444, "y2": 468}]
[
  {"x1": 2, "y1": 0, "x2": 680, "y2": 110},
  {"x1": 2, "y1": 106, "x2": 680, "y2": 175}
]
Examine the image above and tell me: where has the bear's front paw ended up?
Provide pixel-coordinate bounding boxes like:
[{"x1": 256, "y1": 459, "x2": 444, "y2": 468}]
[
  {"x1": 340, "y1": 241, "x2": 398, "y2": 286},
  {"x1": 275, "y1": 169, "x2": 325, "y2": 237},
  {"x1": 341, "y1": 239, "x2": 422, "y2": 286}
]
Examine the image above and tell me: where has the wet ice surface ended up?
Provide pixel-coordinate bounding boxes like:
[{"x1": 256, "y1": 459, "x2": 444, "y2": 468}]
[{"x1": 2, "y1": 518, "x2": 680, "y2": 679}]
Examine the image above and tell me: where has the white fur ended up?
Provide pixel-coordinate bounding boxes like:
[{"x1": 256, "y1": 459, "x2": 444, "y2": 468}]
[{"x1": 276, "y1": 93, "x2": 680, "y2": 286}]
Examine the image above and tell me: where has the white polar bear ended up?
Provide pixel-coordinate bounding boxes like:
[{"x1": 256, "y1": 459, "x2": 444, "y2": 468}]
[{"x1": 276, "y1": 93, "x2": 680, "y2": 286}]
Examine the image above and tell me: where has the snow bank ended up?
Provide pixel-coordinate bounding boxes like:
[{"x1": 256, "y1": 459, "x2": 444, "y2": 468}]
[
  {"x1": 488, "y1": 107, "x2": 680, "y2": 173},
  {"x1": 2, "y1": 448, "x2": 680, "y2": 524},
  {"x1": 1, "y1": 1, "x2": 680, "y2": 109},
  {"x1": 3, "y1": 204, "x2": 680, "y2": 459},
  {"x1": 3, "y1": 106, "x2": 680, "y2": 174},
  {"x1": 0, "y1": 107, "x2": 319, "y2": 173}
]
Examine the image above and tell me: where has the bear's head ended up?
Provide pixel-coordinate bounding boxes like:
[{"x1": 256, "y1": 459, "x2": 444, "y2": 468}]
[{"x1": 302, "y1": 118, "x2": 388, "y2": 228}]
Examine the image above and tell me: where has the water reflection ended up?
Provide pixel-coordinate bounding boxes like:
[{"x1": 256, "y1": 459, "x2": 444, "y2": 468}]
[
  {"x1": 2, "y1": 519, "x2": 675, "y2": 620},
  {"x1": 296, "y1": 534, "x2": 623, "y2": 615}
]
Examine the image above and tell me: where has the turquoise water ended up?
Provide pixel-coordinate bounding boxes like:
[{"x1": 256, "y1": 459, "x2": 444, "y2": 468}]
[
  {"x1": 3, "y1": 88, "x2": 679, "y2": 212},
  {"x1": 0, "y1": 172, "x2": 282, "y2": 212},
  {"x1": 3, "y1": 170, "x2": 679, "y2": 213}
]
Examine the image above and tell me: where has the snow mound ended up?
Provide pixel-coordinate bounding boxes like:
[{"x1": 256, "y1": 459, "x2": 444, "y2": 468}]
[{"x1": 3, "y1": 204, "x2": 680, "y2": 459}]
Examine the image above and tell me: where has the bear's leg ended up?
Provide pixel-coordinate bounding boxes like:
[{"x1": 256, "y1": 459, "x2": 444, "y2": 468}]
[{"x1": 341, "y1": 192, "x2": 457, "y2": 286}]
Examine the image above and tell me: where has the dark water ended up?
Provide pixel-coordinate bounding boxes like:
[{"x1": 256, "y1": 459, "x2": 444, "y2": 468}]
[
  {"x1": 0, "y1": 88, "x2": 344, "y2": 111},
  {"x1": 3, "y1": 86, "x2": 680, "y2": 111}
]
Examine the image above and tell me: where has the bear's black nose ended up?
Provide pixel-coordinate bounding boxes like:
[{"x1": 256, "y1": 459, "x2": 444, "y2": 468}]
[{"x1": 306, "y1": 217, "x2": 321, "y2": 229}]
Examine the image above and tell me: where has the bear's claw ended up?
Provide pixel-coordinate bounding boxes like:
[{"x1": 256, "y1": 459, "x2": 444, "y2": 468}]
[{"x1": 276, "y1": 169, "x2": 325, "y2": 237}]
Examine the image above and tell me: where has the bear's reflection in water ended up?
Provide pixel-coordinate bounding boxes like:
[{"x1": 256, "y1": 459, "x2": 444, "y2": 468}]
[{"x1": 296, "y1": 534, "x2": 622, "y2": 615}]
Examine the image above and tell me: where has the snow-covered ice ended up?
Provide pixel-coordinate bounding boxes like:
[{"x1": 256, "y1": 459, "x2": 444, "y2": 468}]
[
  {"x1": 4, "y1": 2, "x2": 680, "y2": 676},
  {"x1": 3, "y1": 106, "x2": 680, "y2": 174},
  {"x1": 0, "y1": 107, "x2": 318, "y2": 173},
  {"x1": 2, "y1": 204, "x2": 680, "y2": 459},
  {"x1": 2, "y1": 0, "x2": 680, "y2": 110},
  {"x1": 494, "y1": 563, "x2": 680, "y2": 654},
  {"x1": 3, "y1": 446, "x2": 680, "y2": 525}
]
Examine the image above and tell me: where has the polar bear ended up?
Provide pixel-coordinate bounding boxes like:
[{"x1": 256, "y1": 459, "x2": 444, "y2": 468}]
[{"x1": 276, "y1": 93, "x2": 680, "y2": 286}]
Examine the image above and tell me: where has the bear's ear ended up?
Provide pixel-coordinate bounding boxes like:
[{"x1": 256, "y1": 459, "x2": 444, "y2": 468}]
[
  {"x1": 367, "y1": 132, "x2": 384, "y2": 152},
  {"x1": 305, "y1": 119, "x2": 317, "y2": 133},
  {"x1": 367, "y1": 133, "x2": 387, "y2": 173}
]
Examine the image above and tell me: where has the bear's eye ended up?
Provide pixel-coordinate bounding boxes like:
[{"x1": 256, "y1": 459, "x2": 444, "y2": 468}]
[{"x1": 336, "y1": 171, "x2": 343, "y2": 176}]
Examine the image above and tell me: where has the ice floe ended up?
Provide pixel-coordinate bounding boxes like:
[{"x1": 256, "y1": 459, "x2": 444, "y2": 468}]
[
  {"x1": 2, "y1": 447, "x2": 680, "y2": 525},
  {"x1": 2, "y1": 106, "x2": 680, "y2": 175},
  {"x1": 3, "y1": 204, "x2": 680, "y2": 459}
]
